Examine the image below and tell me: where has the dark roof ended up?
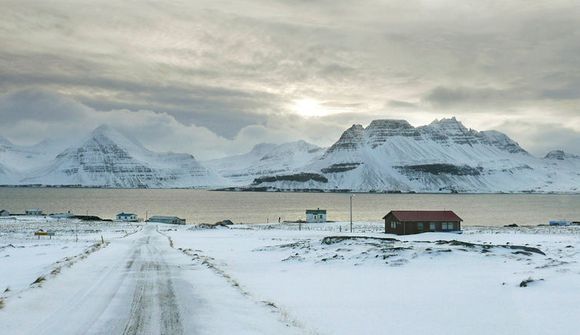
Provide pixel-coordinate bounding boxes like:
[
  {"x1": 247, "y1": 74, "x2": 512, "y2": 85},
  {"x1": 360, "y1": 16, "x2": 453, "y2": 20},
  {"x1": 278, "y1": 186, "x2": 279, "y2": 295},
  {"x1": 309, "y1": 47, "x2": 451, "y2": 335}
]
[
  {"x1": 306, "y1": 209, "x2": 327, "y2": 214},
  {"x1": 383, "y1": 210, "x2": 462, "y2": 222}
]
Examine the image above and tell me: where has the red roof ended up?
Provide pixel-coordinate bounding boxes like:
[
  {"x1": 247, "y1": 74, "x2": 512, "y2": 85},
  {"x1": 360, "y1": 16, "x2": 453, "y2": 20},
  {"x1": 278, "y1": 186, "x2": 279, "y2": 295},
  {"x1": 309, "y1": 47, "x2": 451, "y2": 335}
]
[{"x1": 383, "y1": 210, "x2": 462, "y2": 222}]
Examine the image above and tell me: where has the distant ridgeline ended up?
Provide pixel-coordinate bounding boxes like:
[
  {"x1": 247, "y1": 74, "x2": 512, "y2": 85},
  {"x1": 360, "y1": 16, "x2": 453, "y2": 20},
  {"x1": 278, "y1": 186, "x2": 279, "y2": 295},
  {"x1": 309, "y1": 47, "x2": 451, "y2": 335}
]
[
  {"x1": 235, "y1": 118, "x2": 580, "y2": 193},
  {"x1": 1, "y1": 118, "x2": 579, "y2": 193}
]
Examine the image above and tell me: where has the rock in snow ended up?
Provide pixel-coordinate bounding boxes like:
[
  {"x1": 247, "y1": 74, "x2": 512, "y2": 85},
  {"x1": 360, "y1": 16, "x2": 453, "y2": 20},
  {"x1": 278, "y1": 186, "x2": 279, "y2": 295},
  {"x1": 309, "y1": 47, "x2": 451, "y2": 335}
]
[{"x1": 544, "y1": 150, "x2": 580, "y2": 161}]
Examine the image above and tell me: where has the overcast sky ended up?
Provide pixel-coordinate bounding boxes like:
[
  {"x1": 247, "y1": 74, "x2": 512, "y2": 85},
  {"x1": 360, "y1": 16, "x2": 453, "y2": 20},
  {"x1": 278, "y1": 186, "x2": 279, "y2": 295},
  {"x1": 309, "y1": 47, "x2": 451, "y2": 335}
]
[{"x1": 1, "y1": 0, "x2": 579, "y2": 159}]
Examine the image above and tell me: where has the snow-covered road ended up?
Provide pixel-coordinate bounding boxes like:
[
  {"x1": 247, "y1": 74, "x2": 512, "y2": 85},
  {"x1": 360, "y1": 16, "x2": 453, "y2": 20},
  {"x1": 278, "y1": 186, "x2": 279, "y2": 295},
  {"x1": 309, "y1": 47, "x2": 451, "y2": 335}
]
[{"x1": 0, "y1": 224, "x2": 301, "y2": 335}]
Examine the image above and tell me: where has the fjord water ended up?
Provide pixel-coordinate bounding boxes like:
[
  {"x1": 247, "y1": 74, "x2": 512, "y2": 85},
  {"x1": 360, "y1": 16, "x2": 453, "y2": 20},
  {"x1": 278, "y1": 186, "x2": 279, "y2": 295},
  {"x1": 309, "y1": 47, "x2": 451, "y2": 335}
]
[{"x1": 0, "y1": 188, "x2": 579, "y2": 226}]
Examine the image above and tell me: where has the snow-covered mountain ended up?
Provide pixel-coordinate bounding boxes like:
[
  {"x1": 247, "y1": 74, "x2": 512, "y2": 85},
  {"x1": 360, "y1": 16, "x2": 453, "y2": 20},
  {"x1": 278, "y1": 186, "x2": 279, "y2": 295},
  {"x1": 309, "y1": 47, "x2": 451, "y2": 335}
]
[
  {"x1": 0, "y1": 162, "x2": 18, "y2": 185},
  {"x1": 16, "y1": 125, "x2": 225, "y2": 188},
  {"x1": 249, "y1": 118, "x2": 580, "y2": 193},
  {"x1": 0, "y1": 136, "x2": 62, "y2": 173},
  {"x1": 2, "y1": 118, "x2": 579, "y2": 192},
  {"x1": 205, "y1": 141, "x2": 325, "y2": 184},
  {"x1": 0, "y1": 136, "x2": 67, "y2": 185}
]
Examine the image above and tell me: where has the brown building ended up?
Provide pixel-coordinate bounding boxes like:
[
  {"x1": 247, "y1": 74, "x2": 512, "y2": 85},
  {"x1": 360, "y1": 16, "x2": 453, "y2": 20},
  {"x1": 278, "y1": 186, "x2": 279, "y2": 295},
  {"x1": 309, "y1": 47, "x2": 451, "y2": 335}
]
[{"x1": 383, "y1": 210, "x2": 462, "y2": 235}]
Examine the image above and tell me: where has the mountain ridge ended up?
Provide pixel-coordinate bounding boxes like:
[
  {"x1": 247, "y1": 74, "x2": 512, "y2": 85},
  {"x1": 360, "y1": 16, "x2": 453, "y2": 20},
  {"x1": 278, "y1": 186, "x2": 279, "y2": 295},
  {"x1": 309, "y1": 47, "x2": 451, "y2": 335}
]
[
  {"x1": 248, "y1": 118, "x2": 579, "y2": 193},
  {"x1": 13, "y1": 125, "x2": 225, "y2": 188},
  {"x1": 205, "y1": 140, "x2": 325, "y2": 185},
  {"x1": 0, "y1": 118, "x2": 579, "y2": 192}
]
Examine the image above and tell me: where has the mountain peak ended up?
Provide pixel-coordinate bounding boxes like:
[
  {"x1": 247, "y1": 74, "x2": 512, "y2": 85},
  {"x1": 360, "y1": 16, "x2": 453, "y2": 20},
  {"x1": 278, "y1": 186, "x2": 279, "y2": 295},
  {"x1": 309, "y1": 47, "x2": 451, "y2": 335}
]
[
  {"x1": 365, "y1": 119, "x2": 419, "y2": 147},
  {"x1": 249, "y1": 143, "x2": 277, "y2": 155},
  {"x1": 366, "y1": 119, "x2": 413, "y2": 130},
  {"x1": 20, "y1": 125, "x2": 223, "y2": 187},
  {"x1": 326, "y1": 124, "x2": 365, "y2": 153},
  {"x1": 91, "y1": 124, "x2": 116, "y2": 136},
  {"x1": 87, "y1": 125, "x2": 144, "y2": 150},
  {"x1": 281, "y1": 140, "x2": 320, "y2": 150},
  {"x1": 428, "y1": 117, "x2": 468, "y2": 131}
]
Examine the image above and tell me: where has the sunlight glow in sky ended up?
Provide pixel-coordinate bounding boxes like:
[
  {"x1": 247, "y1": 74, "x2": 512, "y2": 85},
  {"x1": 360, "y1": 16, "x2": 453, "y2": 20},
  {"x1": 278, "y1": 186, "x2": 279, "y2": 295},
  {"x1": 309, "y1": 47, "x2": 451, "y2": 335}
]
[
  {"x1": 291, "y1": 98, "x2": 330, "y2": 118},
  {"x1": 0, "y1": 0, "x2": 579, "y2": 159}
]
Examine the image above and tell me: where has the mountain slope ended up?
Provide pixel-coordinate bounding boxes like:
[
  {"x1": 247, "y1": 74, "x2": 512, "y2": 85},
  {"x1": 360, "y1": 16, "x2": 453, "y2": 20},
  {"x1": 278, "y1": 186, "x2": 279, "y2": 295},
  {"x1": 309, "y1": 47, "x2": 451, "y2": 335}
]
[
  {"x1": 0, "y1": 136, "x2": 63, "y2": 172},
  {"x1": 205, "y1": 140, "x2": 325, "y2": 184},
  {"x1": 0, "y1": 161, "x2": 18, "y2": 185},
  {"x1": 250, "y1": 118, "x2": 580, "y2": 193},
  {"x1": 20, "y1": 125, "x2": 225, "y2": 188}
]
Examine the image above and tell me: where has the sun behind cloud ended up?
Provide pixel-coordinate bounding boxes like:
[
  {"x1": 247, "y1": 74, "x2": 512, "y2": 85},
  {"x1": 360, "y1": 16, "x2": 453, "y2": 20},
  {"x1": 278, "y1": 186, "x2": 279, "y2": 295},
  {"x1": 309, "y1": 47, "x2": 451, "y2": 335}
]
[{"x1": 291, "y1": 98, "x2": 330, "y2": 118}]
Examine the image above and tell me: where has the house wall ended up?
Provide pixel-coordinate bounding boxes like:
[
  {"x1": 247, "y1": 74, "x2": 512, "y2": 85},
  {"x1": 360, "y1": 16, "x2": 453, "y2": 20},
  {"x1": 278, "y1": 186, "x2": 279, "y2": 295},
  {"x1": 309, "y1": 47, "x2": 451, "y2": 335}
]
[
  {"x1": 384, "y1": 214, "x2": 461, "y2": 235},
  {"x1": 25, "y1": 210, "x2": 43, "y2": 216},
  {"x1": 150, "y1": 217, "x2": 185, "y2": 224},
  {"x1": 117, "y1": 215, "x2": 137, "y2": 221},
  {"x1": 306, "y1": 213, "x2": 326, "y2": 223}
]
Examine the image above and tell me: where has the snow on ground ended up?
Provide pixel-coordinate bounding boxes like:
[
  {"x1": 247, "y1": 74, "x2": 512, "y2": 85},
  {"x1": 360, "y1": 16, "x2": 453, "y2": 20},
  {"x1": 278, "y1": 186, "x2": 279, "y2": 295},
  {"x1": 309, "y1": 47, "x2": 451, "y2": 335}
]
[
  {"x1": 1, "y1": 217, "x2": 578, "y2": 335},
  {"x1": 0, "y1": 216, "x2": 140, "y2": 296},
  {"x1": 165, "y1": 222, "x2": 580, "y2": 335},
  {"x1": 0, "y1": 220, "x2": 304, "y2": 335}
]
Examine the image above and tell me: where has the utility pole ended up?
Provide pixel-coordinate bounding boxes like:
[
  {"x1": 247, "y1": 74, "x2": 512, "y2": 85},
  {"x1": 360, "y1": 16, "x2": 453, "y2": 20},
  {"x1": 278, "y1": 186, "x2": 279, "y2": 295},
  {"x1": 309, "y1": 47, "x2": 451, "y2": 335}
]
[{"x1": 350, "y1": 194, "x2": 354, "y2": 233}]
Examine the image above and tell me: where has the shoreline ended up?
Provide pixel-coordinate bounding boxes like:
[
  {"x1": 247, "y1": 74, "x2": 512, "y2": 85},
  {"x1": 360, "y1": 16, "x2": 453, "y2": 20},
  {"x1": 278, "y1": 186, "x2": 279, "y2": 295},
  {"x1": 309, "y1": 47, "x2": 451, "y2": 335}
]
[{"x1": 0, "y1": 185, "x2": 579, "y2": 195}]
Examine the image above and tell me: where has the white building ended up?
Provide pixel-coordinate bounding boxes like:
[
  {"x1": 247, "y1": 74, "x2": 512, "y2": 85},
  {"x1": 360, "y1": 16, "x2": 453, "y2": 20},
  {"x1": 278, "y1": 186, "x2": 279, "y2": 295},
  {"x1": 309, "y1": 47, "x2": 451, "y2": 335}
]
[
  {"x1": 0, "y1": 209, "x2": 10, "y2": 216},
  {"x1": 25, "y1": 208, "x2": 43, "y2": 216},
  {"x1": 116, "y1": 212, "x2": 138, "y2": 222},
  {"x1": 306, "y1": 208, "x2": 327, "y2": 223}
]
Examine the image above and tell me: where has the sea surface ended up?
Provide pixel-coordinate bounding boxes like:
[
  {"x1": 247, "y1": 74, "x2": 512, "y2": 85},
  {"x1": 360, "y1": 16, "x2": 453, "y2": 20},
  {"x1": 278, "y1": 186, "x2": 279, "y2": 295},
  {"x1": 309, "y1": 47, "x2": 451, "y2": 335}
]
[{"x1": 0, "y1": 188, "x2": 579, "y2": 226}]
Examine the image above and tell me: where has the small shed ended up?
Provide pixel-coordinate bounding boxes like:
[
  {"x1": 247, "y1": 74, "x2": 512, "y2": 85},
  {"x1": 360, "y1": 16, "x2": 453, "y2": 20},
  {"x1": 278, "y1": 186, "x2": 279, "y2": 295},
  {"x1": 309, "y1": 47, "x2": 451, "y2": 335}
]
[
  {"x1": 306, "y1": 208, "x2": 327, "y2": 223},
  {"x1": 383, "y1": 210, "x2": 462, "y2": 235},
  {"x1": 147, "y1": 215, "x2": 186, "y2": 225},
  {"x1": 0, "y1": 209, "x2": 10, "y2": 216},
  {"x1": 117, "y1": 212, "x2": 138, "y2": 222},
  {"x1": 25, "y1": 208, "x2": 43, "y2": 216}
]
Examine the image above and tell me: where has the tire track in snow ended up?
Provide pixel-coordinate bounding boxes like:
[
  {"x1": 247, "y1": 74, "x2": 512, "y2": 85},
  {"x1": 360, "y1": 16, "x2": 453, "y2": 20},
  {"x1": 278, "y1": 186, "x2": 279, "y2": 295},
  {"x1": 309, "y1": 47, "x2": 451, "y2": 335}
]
[
  {"x1": 157, "y1": 228, "x2": 318, "y2": 335},
  {"x1": 122, "y1": 235, "x2": 184, "y2": 335}
]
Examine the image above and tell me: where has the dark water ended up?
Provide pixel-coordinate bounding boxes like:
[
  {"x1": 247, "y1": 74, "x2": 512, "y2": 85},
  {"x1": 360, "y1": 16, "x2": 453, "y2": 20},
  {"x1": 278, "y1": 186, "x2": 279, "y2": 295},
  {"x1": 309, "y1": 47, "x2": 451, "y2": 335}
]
[{"x1": 0, "y1": 188, "x2": 579, "y2": 226}]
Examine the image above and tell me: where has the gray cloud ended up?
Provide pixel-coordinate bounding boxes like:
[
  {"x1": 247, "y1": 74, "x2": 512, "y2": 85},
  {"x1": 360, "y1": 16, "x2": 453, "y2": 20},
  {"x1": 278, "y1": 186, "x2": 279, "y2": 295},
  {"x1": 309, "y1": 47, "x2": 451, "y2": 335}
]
[
  {"x1": 0, "y1": 0, "x2": 579, "y2": 155},
  {"x1": 495, "y1": 121, "x2": 580, "y2": 157},
  {"x1": 424, "y1": 86, "x2": 528, "y2": 108},
  {"x1": 387, "y1": 100, "x2": 418, "y2": 109},
  {"x1": 0, "y1": 89, "x2": 89, "y2": 122},
  {"x1": 0, "y1": 89, "x2": 348, "y2": 159}
]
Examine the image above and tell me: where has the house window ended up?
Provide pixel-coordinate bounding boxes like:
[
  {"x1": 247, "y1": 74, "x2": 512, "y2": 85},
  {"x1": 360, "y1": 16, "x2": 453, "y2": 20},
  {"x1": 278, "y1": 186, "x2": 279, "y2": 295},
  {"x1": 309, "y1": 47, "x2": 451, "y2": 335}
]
[
  {"x1": 442, "y1": 222, "x2": 455, "y2": 230},
  {"x1": 417, "y1": 223, "x2": 424, "y2": 231},
  {"x1": 391, "y1": 222, "x2": 397, "y2": 229},
  {"x1": 429, "y1": 223, "x2": 436, "y2": 231}
]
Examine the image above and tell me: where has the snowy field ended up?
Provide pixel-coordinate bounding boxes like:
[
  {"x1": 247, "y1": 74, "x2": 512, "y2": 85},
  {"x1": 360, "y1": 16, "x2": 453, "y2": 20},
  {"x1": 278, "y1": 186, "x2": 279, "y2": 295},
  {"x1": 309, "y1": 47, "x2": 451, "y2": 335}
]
[
  {"x1": 166, "y1": 222, "x2": 580, "y2": 335},
  {"x1": 0, "y1": 217, "x2": 140, "y2": 297},
  {"x1": 0, "y1": 218, "x2": 578, "y2": 335}
]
